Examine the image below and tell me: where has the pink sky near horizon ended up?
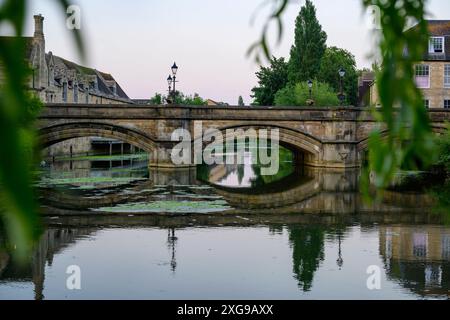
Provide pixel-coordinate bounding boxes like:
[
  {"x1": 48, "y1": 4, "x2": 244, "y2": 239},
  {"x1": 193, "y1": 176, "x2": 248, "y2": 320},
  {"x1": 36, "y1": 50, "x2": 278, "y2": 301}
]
[{"x1": 2, "y1": 0, "x2": 449, "y2": 104}]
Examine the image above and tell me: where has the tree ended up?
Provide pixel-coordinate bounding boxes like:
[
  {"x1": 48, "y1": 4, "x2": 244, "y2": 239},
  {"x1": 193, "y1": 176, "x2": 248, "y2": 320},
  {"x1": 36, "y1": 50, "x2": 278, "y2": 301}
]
[
  {"x1": 0, "y1": 0, "x2": 84, "y2": 260},
  {"x1": 251, "y1": 57, "x2": 288, "y2": 106},
  {"x1": 149, "y1": 93, "x2": 162, "y2": 105},
  {"x1": 173, "y1": 92, "x2": 206, "y2": 106},
  {"x1": 274, "y1": 81, "x2": 339, "y2": 107},
  {"x1": 288, "y1": 0, "x2": 327, "y2": 84},
  {"x1": 317, "y1": 47, "x2": 358, "y2": 106},
  {"x1": 238, "y1": 96, "x2": 244, "y2": 106}
]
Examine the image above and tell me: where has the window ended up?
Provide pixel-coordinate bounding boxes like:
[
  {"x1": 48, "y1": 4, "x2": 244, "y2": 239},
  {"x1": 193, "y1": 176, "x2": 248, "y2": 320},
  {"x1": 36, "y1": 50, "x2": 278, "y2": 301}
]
[
  {"x1": 424, "y1": 100, "x2": 430, "y2": 109},
  {"x1": 413, "y1": 233, "x2": 428, "y2": 258},
  {"x1": 415, "y1": 65, "x2": 430, "y2": 88},
  {"x1": 442, "y1": 235, "x2": 450, "y2": 260},
  {"x1": 445, "y1": 100, "x2": 450, "y2": 109},
  {"x1": 429, "y1": 37, "x2": 444, "y2": 53},
  {"x1": 445, "y1": 65, "x2": 450, "y2": 88}
]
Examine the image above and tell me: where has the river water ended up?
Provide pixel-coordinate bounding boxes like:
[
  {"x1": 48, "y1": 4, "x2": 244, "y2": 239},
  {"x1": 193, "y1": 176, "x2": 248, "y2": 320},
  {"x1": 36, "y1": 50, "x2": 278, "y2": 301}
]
[{"x1": 0, "y1": 147, "x2": 449, "y2": 300}]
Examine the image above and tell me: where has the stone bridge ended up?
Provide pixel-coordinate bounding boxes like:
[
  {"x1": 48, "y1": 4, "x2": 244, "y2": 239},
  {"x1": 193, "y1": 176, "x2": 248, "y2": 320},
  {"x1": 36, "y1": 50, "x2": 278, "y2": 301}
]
[{"x1": 37, "y1": 104, "x2": 450, "y2": 168}]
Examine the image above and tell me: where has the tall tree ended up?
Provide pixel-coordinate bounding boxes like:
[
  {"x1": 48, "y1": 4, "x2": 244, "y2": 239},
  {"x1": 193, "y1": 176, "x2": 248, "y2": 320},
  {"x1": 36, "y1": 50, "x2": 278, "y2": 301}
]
[
  {"x1": 317, "y1": 46, "x2": 358, "y2": 106},
  {"x1": 251, "y1": 57, "x2": 288, "y2": 106},
  {"x1": 288, "y1": 0, "x2": 327, "y2": 84}
]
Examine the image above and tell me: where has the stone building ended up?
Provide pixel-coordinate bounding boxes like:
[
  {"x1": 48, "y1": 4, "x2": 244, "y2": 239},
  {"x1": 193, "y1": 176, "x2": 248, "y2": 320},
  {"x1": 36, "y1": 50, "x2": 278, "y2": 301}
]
[
  {"x1": 1, "y1": 14, "x2": 132, "y2": 104},
  {"x1": 370, "y1": 20, "x2": 450, "y2": 109},
  {"x1": 357, "y1": 71, "x2": 374, "y2": 107},
  {"x1": 0, "y1": 15, "x2": 136, "y2": 158}
]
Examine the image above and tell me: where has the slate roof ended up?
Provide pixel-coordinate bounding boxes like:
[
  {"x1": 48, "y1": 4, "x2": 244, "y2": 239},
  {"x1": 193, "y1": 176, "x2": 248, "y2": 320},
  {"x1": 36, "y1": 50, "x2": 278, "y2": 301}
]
[{"x1": 48, "y1": 54, "x2": 130, "y2": 100}]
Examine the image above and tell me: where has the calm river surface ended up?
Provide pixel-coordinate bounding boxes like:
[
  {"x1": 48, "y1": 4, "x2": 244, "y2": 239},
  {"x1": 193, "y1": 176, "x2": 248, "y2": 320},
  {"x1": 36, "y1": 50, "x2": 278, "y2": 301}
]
[{"x1": 0, "y1": 148, "x2": 449, "y2": 300}]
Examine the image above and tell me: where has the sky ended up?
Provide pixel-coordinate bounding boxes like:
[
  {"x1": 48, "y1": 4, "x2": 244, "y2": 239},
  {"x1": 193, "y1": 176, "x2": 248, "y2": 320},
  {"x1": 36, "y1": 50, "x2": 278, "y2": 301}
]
[{"x1": 3, "y1": 0, "x2": 450, "y2": 104}]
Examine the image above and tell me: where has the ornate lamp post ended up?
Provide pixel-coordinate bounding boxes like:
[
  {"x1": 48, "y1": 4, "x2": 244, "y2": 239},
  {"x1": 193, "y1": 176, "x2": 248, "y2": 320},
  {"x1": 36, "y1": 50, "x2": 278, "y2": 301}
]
[
  {"x1": 166, "y1": 62, "x2": 179, "y2": 104},
  {"x1": 338, "y1": 68, "x2": 346, "y2": 106},
  {"x1": 167, "y1": 228, "x2": 178, "y2": 273},
  {"x1": 167, "y1": 75, "x2": 172, "y2": 93}
]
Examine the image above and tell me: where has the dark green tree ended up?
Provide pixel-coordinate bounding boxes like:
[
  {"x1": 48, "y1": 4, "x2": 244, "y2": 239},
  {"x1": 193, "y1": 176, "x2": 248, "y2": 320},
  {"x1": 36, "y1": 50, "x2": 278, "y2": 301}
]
[
  {"x1": 288, "y1": 225, "x2": 325, "y2": 292},
  {"x1": 288, "y1": 0, "x2": 327, "y2": 84},
  {"x1": 317, "y1": 46, "x2": 358, "y2": 106},
  {"x1": 251, "y1": 57, "x2": 288, "y2": 106}
]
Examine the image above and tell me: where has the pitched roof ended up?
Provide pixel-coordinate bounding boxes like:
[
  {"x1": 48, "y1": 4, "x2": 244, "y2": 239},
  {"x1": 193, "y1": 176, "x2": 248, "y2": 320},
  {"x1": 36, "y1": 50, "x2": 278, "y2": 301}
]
[
  {"x1": 48, "y1": 54, "x2": 130, "y2": 100},
  {"x1": 427, "y1": 20, "x2": 450, "y2": 36}
]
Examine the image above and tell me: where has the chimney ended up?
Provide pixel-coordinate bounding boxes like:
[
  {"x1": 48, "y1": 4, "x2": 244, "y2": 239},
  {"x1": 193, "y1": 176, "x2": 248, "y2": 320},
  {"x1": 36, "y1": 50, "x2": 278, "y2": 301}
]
[{"x1": 34, "y1": 14, "x2": 44, "y2": 38}]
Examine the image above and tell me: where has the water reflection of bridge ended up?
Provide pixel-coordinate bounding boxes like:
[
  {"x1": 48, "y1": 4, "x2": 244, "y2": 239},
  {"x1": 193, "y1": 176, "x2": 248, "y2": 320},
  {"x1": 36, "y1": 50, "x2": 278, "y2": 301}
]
[{"x1": 39, "y1": 166, "x2": 436, "y2": 216}]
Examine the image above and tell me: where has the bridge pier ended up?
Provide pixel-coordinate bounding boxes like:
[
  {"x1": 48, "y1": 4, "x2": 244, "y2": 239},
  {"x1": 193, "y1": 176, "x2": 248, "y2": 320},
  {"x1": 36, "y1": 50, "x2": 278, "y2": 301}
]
[
  {"x1": 319, "y1": 142, "x2": 359, "y2": 169},
  {"x1": 148, "y1": 142, "x2": 196, "y2": 169}
]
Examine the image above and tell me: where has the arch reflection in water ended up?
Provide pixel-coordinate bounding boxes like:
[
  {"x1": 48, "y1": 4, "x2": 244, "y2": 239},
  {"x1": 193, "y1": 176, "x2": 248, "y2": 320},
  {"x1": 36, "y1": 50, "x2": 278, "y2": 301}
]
[
  {"x1": 39, "y1": 136, "x2": 150, "y2": 191},
  {"x1": 197, "y1": 144, "x2": 297, "y2": 190}
]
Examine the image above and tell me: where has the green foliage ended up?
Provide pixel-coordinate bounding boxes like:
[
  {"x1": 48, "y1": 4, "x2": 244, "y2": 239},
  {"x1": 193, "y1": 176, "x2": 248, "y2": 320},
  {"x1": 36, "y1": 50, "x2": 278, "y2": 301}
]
[
  {"x1": 251, "y1": 57, "x2": 288, "y2": 106},
  {"x1": 288, "y1": 0, "x2": 327, "y2": 83},
  {"x1": 317, "y1": 47, "x2": 358, "y2": 106},
  {"x1": 174, "y1": 92, "x2": 206, "y2": 106},
  {"x1": 251, "y1": 0, "x2": 434, "y2": 198},
  {"x1": 149, "y1": 93, "x2": 162, "y2": 105},
  {"x1": 0, "y1": 0, "x2": 84, "y2": 261},
  {"x1": 435, "y1": 129, "x2": 450, "y2": 172},
  {"x1": 361, "y1": 0, "x2": 435, "y2": 198},
  {"x1": 274, "y1": 81, "x2": 339, "y2": 107},
  {"x1": 247, "y1": 0, "x2": 289, "y2": 63}
]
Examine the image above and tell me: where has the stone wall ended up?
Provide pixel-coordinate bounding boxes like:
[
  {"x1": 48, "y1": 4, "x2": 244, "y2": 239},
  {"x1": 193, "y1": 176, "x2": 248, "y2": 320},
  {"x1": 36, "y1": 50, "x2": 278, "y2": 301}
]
[
  {"x1": 37, "y1": 105, "x2": 450, "y2": 169},
  {"x1": 421, "y1": 61, "x2": 450, "y2": 109},
  {"x1": 44, "y1": 137, "x2": 92, "y2": 158},
  {"x1": 370, "y1": 61, "x2": 450, "y2": 108}
]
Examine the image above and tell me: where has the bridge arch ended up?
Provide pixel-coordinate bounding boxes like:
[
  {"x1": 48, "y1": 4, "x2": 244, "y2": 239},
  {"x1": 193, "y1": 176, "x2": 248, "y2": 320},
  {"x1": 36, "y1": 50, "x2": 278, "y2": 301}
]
[
  {"x1": 195, "y1": 124, "x2": 323, "y2": 165},
  {"x1": 38, "y1": 122, "x2": 158, "y2": 153}
]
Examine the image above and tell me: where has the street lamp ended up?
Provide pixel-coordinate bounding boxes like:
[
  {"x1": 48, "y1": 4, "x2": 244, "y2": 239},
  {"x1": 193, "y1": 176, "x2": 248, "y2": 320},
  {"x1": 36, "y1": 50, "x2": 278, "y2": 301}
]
[
  {"x1": 166, "y1": 62, "x2": 179, "y2": 104},
  {"x1": 338, "y1": 68, "x2": 346, "y2": 106},
  {"x1": 171, "y1": 62, "x2": 178, "y2": 76},
  {"x1": 167, "y1": 75, "x2": 172, "y2": 91},
  {"x1": 307, "y1": 80, "x2": 313, "y2": 100}
]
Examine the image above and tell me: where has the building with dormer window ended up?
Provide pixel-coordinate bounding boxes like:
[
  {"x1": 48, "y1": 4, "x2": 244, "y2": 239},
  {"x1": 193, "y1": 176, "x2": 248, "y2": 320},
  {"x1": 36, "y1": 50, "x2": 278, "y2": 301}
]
[{"x1": 369, "y1": 20, "x2": 450, "y2": 109}]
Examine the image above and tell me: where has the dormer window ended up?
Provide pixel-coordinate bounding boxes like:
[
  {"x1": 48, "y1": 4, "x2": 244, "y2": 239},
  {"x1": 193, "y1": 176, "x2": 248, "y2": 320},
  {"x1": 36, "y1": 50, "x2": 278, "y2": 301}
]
[{"x1": 429, "y1": 37, "x2": 444, "y2": 54}]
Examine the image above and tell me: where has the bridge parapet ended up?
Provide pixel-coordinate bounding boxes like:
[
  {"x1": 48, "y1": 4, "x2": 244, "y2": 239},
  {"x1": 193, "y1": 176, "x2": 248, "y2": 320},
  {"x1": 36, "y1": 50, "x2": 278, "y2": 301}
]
[{"x1": 38, "y1": 104, "x2": 450, "y2": 169}]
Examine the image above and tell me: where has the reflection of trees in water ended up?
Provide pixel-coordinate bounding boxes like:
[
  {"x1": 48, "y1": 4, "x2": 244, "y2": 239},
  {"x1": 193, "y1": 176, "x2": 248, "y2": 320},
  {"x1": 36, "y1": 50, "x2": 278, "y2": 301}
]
[{"x1": 287, "y1": 225, "x2": 325, "y2": 292}]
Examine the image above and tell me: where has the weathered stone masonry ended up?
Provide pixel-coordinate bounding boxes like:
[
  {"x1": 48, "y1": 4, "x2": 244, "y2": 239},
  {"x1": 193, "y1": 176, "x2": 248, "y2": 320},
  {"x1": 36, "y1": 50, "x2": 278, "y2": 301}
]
[{"x1": 37, "y1": 105, "x2": 450, "y2": 169}]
